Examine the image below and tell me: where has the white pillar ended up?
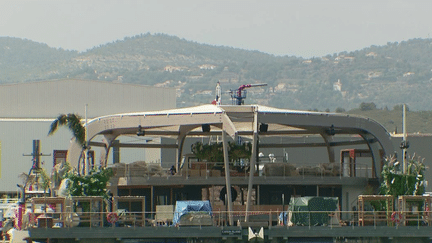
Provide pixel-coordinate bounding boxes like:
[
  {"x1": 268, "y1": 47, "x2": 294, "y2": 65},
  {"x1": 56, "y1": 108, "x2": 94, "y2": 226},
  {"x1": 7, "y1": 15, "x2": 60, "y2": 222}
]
[
  {"x1": 245, "y1": 107, "x2": 258, "y2": 222},
  {"x1": 222, "y1": 130, "x2": 234, "y2": 225}
]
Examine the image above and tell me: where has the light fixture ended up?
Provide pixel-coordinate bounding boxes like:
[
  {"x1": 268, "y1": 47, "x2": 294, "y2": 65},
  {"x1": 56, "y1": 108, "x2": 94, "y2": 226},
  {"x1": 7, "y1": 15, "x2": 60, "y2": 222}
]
[
  {"x1": 326, "y1": 124, "x2": 336, "y2": 136},
  {"x1": 259, "y1": 123, "x2": 268, "y2": 132},
  {"x1": 202, "y1": 124, "x2": 211, "y2": 133},
  {"x1": 137, "y1": 125, "x2": 145, "y2": 136},
  {"x1": 400, "y1": 140, "x2": 410, "y2": 149}
]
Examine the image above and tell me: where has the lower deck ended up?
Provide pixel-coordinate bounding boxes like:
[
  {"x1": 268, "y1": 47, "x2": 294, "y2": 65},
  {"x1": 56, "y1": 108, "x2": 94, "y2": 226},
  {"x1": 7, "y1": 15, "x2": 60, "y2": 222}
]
[
  {"x1": 29, "y1": 225, "x2": 432, "y2": 243},
  {"x1": 112, "y1": 174, "x2": 369, "y2": 221}
]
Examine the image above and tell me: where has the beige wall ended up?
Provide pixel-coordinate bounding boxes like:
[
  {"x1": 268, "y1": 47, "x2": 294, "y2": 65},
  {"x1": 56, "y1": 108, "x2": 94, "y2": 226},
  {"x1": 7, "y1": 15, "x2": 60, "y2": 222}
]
[
  {"x1": 0, "y1": 79, "x2": 176, "y2": 191},
  {"x1": 0, "y1": 79, "x2": 176, "y2": 118}
]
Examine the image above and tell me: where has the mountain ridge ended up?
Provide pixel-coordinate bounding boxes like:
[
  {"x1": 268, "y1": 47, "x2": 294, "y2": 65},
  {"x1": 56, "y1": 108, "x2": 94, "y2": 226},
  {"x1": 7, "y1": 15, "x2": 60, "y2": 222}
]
[{"x1": 1, "y1": 33, "x2": 432, "y2": 112}]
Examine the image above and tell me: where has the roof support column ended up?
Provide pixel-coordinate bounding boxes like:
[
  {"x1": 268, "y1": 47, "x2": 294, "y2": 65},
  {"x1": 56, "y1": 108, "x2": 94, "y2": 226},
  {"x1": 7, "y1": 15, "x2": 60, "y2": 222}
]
[
  {"x1": 321, "y1": 133, "x2": 336, "y2": 163},
  {"x1": 361, "y1": 133, "x2": 384, "y2": 178},
  {"x1": 101, "y1": 134, "x2": 118, "y2": 167},
  {"x1": 245, "y1": 107, "x2": 258, "y2": 222},
  {"x1": 67, "y1": 139, "x2": 84, "y2": 169},
  {"x1": 176, "y1": 135, "x2": 186, "y2": 172},
  {"x1": 176, "y1": 125, "x2": 199, "y2": 172},
  {"x1": 222, "y1": 130, "x2": 234, "y2": 226}
]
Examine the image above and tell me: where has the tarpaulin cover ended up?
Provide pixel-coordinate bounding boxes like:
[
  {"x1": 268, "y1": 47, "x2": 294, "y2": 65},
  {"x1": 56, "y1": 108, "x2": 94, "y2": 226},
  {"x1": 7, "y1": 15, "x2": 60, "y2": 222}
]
[
  {"x1": 172, "y1": 200, "x2": 212, "y2": 225},
  {"x1": 280, "y1": 197, "x2": 339, "y2": 226}
]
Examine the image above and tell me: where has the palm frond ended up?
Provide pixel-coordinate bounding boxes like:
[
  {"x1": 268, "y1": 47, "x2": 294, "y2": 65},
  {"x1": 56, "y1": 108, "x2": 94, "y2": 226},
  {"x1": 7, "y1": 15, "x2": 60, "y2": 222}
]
[
  {"x1": 66, "y1": 114, "x2": 85, "y2": 146},
  {"x1": 48, "y1": 114, "x2": 68, "y2": 135},
  {"x1": 47, "y1": 113, "x2": 86, "y2": 146}
]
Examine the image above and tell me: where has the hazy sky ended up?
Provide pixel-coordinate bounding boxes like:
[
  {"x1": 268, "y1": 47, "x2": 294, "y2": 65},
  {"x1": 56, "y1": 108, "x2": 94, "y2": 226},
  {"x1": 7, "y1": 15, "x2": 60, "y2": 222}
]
[{"x1": 1, "y1": 0, "x2": 431, "y2": 58}]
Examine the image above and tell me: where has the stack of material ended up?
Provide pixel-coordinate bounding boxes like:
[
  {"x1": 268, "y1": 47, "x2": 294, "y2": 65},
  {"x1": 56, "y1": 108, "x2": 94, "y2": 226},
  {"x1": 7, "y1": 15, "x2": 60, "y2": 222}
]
[
  {"x1": 285, "y1": 197, "x2": 340, "y2": 226},
  {"x1": 173, "y1": 201, "x2": 213, "y2": 226},
  {"x1": 263, "y1": 163, "x2": 299, "y2": 176},
  {"x1": 111, "y1": 163, "x2": 127, "y2": 177},
  {"x1": 156, "y1": 205, "x2": 175, "y2": 221},
  {"x1": 111, "y1": 161, "x2": 167, "y2": 177},
  {"x1": 320, "y1": 163, "x2": 341, "y2": 176},
  {"x1": 146, "y1": 163, "x2": 166, "y2": 176},
  {"x1": 297, "y1": 165, "x2": 322, "y2": 176},
  {"x1": 128, "y1": 161, "x2": 148, "y2": 176},
  {"x1": 153, "y1": 205, "x2": 175, "y2": 226},
  {"x1": 177, "y1": 212, "x2": 213, "y2": 226}
]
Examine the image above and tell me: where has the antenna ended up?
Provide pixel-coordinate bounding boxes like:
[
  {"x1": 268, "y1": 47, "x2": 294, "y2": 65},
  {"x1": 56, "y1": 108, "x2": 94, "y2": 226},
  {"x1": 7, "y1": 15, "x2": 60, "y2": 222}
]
[
  {"x1": 401, "y1": 104, "x2": 409, "y2": 173},
  {"x1": 23, "y1": 139, "x2": 51, "y2": 191},
  {"x1": 212, "y1": 81, "x2": 222, "y2": 105}
]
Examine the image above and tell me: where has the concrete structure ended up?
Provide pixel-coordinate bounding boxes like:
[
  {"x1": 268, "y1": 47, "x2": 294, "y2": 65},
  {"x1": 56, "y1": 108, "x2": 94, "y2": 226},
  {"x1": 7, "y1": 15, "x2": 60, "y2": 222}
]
[{"x1": 0, "y1": 79, "x2": 176, "y2": 192}]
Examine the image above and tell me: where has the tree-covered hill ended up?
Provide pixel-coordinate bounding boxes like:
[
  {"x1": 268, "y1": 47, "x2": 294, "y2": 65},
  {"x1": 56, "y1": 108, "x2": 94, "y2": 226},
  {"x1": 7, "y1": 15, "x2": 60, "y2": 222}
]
[
  {"x1": 346, "y1": 103, "x2": 432, "y2": 134},
  {"x1": 1, "y1": 34, "x2": 432, "y2": 112},
  {"x1": 0, "y1": 37, "x2": 78, "y2": 82}
]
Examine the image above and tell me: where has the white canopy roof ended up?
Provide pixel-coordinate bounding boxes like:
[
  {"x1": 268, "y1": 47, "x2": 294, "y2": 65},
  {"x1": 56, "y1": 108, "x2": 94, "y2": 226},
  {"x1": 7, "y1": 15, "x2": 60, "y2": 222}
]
[{"x1": 68, "y1": 104, "x2": 394, "y2": 175}]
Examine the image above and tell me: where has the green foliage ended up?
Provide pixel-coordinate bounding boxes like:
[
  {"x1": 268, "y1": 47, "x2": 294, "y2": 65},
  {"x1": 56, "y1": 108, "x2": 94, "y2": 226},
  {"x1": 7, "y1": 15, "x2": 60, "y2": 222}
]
[
  {"x1": 191, "y1": 141, "x2": 252, "y2": 162},
  {"x1": 65, "y1": 167, "x2": 113, "y2": 198},
  {"x1": 393, "y1": 104, "x2": 409, "y2": 112},
  {"x1": 48, "y1": 113, "x2": 86, "y2": 146},
  {"x1": 360, "y1": 102, "x2": 377, "y2": 111},
  {"x1": 191, "y1": 142, "x2": 224, "y2": 162},
  {"x1": 0, "y1": 37, "x2": 77, "y2": 83},
  {"x1": 4, "y1": 35, "x2": 432, "y2": 111},
  {"x1": 379, "y1": 155, "x2": 426, "y2": 197},
  {"x1": 347, "y1": 108, "x2": 432, "y2": 134},
  {"x1": 335, "y1": 107, "x2": 346, "y2": 113},
  {"x1": 35, "y1": 168, "x2": 52, "y2": 192}
]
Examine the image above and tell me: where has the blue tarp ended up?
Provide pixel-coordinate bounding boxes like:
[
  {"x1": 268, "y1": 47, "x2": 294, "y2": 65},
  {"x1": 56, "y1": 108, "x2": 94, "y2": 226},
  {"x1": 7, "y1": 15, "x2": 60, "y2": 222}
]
[{"x1": 172, "y1": 200, "x2": 212, "y2": 225}]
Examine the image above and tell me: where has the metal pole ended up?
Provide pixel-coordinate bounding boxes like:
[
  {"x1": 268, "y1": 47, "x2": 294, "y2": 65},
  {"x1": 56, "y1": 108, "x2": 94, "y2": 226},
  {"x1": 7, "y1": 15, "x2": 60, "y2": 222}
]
[
  {"x1": 85, "y1": 104, "x2": 89, "y2": 175},
  {"x1": 222, "y1": 131, "x2": 233, "y2": 225},
  {"x1": 402, "y1": 104, "x2": 407, "y2": 173},
  {"x1": 282, "y1": 194, "x2": 285, "y2": 211},
  {"x1": 245, "y1": 107, "x2": 258, "y2": 222}
]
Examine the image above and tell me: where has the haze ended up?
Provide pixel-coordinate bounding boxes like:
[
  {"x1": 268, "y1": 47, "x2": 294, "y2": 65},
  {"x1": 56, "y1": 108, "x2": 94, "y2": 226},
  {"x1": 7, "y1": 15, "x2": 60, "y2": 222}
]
[{"x1": 1, "y1": 0, "x2": 431, "y2": 58}]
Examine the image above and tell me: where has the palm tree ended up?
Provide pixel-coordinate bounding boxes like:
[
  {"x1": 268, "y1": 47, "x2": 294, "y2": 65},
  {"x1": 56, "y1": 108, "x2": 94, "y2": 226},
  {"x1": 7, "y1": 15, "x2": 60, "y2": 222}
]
[{"x1": 48, "y1": 113, "x2": 86, "y2": 147}]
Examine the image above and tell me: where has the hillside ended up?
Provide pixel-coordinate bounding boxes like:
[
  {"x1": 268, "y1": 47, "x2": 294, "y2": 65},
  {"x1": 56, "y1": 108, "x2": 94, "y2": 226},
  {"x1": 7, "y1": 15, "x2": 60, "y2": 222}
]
[
  {"x1": 1, "y1": 34, "x2": 432, "y2": 112},
  {"x1": 347, "y1": 105, "x2": 432, "y2": 134},
  {"x1": 0, "y1": 37, "x2": 78, "y2": 82}
]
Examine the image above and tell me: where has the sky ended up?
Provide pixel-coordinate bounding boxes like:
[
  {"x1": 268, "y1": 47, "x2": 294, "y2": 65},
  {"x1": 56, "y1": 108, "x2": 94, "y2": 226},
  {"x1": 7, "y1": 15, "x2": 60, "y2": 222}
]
[{"x1": 1, "y1": 0, "x2": 431, "y2": 58}]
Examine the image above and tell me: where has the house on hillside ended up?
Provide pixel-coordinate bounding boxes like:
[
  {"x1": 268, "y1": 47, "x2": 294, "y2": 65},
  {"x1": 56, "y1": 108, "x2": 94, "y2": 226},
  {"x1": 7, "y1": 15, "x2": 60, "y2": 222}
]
[
  {"x1": 333, "y1": 79, "x2": 342, "y2": 92},
  {"x1": 164, "y1": 65, "x2": 184, "y2": 72},
  {"x1": 403, "y1": 72, "x2": 415, "y2": 77},
  {"x1": 368, "y1": 71, "x2": 382, "y2": 79},
  {"x1": 199, "y1": 64, "x2": 216, "y2": 70},
  {"x1": 366, "y1": 52, "x2": 377, "y2": 57},
  {"x1": 274, "y1": 83, "x2": 287, "y2": 92}
]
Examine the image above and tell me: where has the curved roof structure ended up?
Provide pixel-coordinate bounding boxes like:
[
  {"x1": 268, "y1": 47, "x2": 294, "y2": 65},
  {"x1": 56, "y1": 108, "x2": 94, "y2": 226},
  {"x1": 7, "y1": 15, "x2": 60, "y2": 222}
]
[
  {"x1": 67, "y1": 104, "x2": 394, "y2": 176},
  {"x1": 66, "y1": 104, "x2": 395, "y2": 224}
]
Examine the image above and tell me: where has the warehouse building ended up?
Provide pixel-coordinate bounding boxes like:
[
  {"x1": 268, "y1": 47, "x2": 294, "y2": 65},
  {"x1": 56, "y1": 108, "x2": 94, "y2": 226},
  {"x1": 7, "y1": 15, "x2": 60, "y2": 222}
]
[{"x1": 0, "y1": 79, "x2": 176, "y2": 193}]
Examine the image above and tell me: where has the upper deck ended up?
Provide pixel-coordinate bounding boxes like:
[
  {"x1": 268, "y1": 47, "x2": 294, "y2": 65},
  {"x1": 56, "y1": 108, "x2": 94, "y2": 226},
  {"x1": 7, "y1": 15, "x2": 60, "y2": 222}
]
[{"x1": 63, "y1": 104, "x2": 394, "y2": 226}]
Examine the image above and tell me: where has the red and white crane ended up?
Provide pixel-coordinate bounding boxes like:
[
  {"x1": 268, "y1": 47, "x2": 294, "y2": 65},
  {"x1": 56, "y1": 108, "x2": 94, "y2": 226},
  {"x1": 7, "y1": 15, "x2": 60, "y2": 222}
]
[
  {"x1": 230, "y1": 83, "x2": 267, "y2": 105},
  {"x1": 212, "y1": 82, "x2": 267, "y2": 105}
]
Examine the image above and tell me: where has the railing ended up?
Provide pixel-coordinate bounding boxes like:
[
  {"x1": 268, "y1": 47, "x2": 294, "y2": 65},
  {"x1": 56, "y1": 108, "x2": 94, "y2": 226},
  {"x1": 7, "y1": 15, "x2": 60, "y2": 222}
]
[
  {"x1": 112, "y1": 161, "x2": 373, "y2": 179},
  {"x1": 0, "y1": 198, "x2": 19, "y2": 207},
  {"x1": 22, "y1": 210, "x2": 432, "y2": 229},
  {"x1": 180, "y1": 161, "x2": 372, "y2": 178}
]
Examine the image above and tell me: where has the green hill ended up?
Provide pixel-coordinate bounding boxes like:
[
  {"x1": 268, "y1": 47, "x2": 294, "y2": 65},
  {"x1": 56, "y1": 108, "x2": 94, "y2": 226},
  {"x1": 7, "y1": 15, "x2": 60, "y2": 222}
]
[
  {"x1": 1, "y1": 34, "x2": 432, "y2": 113},
  {"x1": 0, "y1": 37, "x2": 78, "y2": 82}
]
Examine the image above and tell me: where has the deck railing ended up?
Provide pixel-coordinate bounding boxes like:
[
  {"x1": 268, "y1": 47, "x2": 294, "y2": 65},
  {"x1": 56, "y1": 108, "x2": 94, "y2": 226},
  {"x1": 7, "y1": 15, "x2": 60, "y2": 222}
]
[
  {"x1": 112, "y1": 161, "x2": 372, "y2": 179},
  {"x1": 19, "y1": 209, "x2": 432, "y2": 229}
]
